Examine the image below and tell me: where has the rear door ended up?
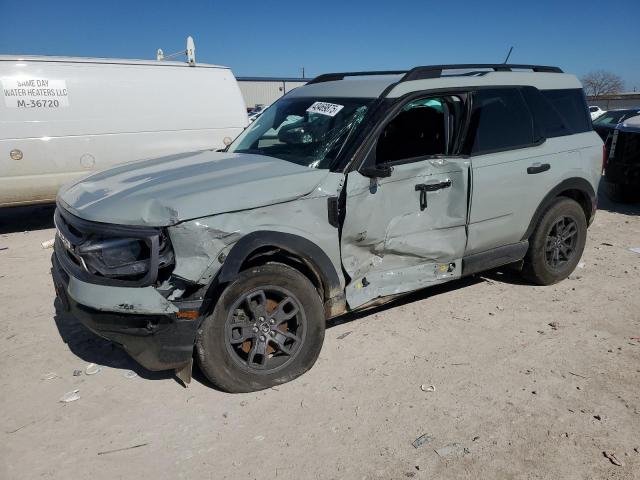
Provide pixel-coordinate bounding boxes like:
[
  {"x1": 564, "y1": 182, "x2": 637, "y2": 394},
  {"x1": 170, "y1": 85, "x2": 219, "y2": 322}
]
[
  {"x1": 466, "y1": 87, "x2": 550, "y2": 254},
  {"x1": 466, "y1": 87, "x2": 593, "y2": 255},
  {"x1": 340, "y1": 95, "x2": 470, "y2": 308}
]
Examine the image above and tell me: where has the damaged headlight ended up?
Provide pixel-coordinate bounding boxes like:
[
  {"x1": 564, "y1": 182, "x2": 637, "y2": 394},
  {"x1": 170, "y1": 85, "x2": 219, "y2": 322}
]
[
  {"x1": 74, "y1": 232, "x2": 174, "y2": 280},
  {"x1": 54, "y1": 207, "x2": 175, "y2": 286},
  {"x1": 78, "y1": 238, "x2": 148, "y2": 274}
]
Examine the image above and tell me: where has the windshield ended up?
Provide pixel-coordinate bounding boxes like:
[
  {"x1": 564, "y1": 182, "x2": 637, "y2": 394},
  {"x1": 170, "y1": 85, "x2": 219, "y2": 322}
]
[
  {"x1": 229, "y1": 97, "x2": 373, "y2": 169},
  {"x1": 594, "y1": 110, "x2": 640, "y2": 126}
]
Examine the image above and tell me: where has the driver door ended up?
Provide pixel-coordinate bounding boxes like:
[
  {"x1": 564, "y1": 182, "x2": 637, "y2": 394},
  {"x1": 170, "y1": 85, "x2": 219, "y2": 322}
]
[{"x1": 340, "y1": 95, "x2": 470, "y2": 308}]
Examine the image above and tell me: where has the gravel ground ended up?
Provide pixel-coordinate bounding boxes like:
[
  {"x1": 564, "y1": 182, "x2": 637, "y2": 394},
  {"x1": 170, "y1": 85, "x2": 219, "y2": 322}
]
[{"x1": 1, "y1": 193, "x2": 639, "y2": 480}]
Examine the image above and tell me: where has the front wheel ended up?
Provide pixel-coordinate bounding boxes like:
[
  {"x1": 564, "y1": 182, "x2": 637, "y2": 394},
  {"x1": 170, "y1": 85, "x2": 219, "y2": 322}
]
[
  {"x1": 522, "y1": 197, "x2": 587, "y2": 286},
  {"x1": 196, "y1": 264, "x2": 325, "y2": 392}
]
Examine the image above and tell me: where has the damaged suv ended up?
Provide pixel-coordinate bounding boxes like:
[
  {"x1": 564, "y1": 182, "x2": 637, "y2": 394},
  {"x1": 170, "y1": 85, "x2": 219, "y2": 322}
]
[{"x1": 52, "y1": 64, "x2": 603, "y2": 392}]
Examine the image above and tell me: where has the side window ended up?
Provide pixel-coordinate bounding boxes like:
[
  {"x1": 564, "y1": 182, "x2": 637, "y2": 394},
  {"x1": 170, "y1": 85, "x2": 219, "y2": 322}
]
[
  {"x1": 467, "y1": 88, "x2": 534, "y2": 154},
  {"x1": 375, "y1": 96, "x2": 463, "y2": 164},
  {"x1": 540, "y1": 89, "x2": 591, "y2": 134},
  {"x1": 521, "y1": 86, "x2": 570, "y2": 138}
]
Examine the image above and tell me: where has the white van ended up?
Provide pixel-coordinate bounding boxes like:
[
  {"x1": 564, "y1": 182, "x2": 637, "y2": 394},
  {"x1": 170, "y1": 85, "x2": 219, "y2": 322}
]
[{"x1": 0, "y1": 55, "x2": 248, "y2": 207}]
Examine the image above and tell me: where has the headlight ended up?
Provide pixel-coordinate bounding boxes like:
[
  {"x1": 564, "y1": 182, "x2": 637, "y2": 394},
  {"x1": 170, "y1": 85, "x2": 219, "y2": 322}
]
[
  {"x1": 78, "y1": 238, "x2": 148, "y2": 275},
  {"x1": 75, "y1": 233, "x2": 174, "y2": 279},
  {"x1": 54, "y1": 207, "x2": 175, "y2": 287}
]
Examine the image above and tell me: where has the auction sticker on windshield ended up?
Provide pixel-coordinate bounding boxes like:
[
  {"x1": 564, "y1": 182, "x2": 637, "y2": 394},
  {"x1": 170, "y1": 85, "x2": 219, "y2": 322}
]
[{"x1": 307, "y1": 102, "x2": 344, "y2": 117}]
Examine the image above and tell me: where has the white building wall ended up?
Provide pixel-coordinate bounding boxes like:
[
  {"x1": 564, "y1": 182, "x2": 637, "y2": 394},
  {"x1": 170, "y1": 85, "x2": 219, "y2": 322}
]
[{"x1": 238, "y1": 79, "x2": 307, "y2": 108}]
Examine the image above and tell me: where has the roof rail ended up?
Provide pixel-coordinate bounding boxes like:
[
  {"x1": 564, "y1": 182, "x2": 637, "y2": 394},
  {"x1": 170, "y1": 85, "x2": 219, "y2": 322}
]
[
  {"x1": 400, "y1": 64, "x2": 563, "y2": 81},
  {"x1": 306, "y1": 64, "x2": 563, "y2": 85},
  {"x1": 306, "y1": 70, "x2": 407, "y2": 85}
]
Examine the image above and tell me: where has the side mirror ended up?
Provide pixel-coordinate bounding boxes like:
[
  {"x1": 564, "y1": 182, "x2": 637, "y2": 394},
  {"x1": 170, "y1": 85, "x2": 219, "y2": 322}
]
[{"x1": 360, "y1": 164, "x2": 393, "y2": 178}]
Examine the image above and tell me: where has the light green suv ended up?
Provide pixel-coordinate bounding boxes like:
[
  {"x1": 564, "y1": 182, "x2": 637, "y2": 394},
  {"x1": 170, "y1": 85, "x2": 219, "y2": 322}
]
[{"x1": 52, "y1": 64, "x2": 603, "y2": 392}]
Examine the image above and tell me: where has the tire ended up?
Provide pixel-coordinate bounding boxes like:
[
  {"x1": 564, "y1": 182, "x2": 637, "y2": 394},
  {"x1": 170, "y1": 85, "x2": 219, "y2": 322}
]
[
  {"x1": 196, "y1": 264, "x2": 325, "y2": 393},
  {"x1": 605, "y1": 181, "x2": 639, "y2": 203},
  {"x1": 522, "y1": 197, "x2": 587, "y2": 286}
]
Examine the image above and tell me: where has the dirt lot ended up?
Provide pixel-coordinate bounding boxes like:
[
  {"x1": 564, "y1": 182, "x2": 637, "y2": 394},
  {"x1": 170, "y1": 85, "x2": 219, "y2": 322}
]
[{"x1": 1, "y1": 194, "x2": 639, "y2": 480}]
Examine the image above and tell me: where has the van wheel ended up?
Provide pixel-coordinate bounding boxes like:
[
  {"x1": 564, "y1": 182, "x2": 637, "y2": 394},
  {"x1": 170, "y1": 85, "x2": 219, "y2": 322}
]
[
  {"x1": 196, "y1": 264, "x2": 325, "y2": 393},
  {"x1": 522, "y1": 197, "x2": 587, "y2": 286}
]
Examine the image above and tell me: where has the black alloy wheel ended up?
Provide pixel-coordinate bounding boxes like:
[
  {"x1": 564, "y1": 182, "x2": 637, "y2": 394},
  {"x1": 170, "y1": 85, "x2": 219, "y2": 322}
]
[
  {"x1": 224, "y1": 287, "x2": 306, "y2": 373},
  {"x1": 544, "y1": 216, "x2": 579, "y2": 270}
]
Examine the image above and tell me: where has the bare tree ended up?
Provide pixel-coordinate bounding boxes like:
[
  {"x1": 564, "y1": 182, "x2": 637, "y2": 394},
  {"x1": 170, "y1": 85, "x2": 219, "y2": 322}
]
[{"x1": 581, "y1": 70, "x2": 625, "y2": 97}]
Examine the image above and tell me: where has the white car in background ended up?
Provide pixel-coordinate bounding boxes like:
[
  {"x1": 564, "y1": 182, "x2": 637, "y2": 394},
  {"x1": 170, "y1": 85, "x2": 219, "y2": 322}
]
[{"x1": 589, "y1": 105, "x2": 605, "y2": 120}]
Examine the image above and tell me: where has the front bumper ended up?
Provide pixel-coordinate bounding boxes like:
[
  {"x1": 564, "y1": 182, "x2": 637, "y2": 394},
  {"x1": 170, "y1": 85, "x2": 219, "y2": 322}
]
[{"x1": 52, "y1": 252, "x2": 202, "y2": 371}]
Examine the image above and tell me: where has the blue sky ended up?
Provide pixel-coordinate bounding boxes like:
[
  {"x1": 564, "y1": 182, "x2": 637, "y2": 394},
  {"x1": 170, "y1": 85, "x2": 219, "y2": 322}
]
[{"x1": 1, "y1": 0, "x2": 638, "y2": 90}]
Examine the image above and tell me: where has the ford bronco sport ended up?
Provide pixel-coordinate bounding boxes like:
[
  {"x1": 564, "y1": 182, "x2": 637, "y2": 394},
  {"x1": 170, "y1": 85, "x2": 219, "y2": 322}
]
[{"x1": 52, "y1": 64, "x2": 603, "y2": 392}]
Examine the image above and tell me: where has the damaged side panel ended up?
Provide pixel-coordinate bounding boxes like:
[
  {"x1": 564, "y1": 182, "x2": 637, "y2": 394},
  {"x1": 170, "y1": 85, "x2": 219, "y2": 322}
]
[
  {"x1": 166, "y1": 173, "x2": 346, "y2": 290},
  {"x1": 341, "y1": 158, "x2": 469, "y2": 308}
]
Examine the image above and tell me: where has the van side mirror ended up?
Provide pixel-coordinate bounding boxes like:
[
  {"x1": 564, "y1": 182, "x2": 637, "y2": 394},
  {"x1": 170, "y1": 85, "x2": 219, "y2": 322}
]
[{"x1": 360, "y1": 164, "x2": 393, "y2": 178}]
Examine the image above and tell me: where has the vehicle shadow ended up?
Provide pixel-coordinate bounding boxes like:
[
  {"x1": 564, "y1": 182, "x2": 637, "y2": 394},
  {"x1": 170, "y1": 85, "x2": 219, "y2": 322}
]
[
  {"x1": 596, "y1": 185, "x2": 640, "y2": 216},
  {"x1": 52, "y1": 298, "x2": 174, "y2": 382},
  {"x1": 0, "y1": 204, "x2": 56, "y2": 234}
]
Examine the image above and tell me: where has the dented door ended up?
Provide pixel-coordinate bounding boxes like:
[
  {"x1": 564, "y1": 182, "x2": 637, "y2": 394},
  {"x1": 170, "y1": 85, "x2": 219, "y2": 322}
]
[{"x1": 340, "y1": 158, "x2": 469, "y2": 308}]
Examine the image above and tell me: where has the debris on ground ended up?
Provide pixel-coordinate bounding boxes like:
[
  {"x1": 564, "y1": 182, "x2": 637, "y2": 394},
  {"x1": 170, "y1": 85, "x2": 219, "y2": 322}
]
[
  {"x1": 629, "y1": 247, "x2": 640, "y2": 254},
  {"x1": 41, "y1": 239, "x2": 55, "y2": 249},
  {"x1": 41, "y1": 372, "x2": 57, "y2": 380},
  {"x1": 577, "y1": 261, "x2": 586, "y2": 269},
  {"x1": 472, "y1": 436, "x2": 480, "y2": 442},
  {"x1": 548, "y1": 321, "x2": 559, "y2": 330},
  {"x1": 73, "y1": 369, "x2": 82, "y2": 376},
  {"x1": 434, "y1": 443, "x2": 469, "y2": 457},
  {"x1": 85, "y1": 363, "x2": 101, "y2": 375},
  {"x1": 601, "y1": 242, "x2": 614, "y2": 247},
  {"x1": 593, "y1": 415, "x2": 602, "y2": 421},
  {"x1": 59, "y1": 389, "x2": 80, "y2": 403},
  {"x1": 123, "y1": 370, "x2": 137, "y2": 379},
  {"x1": 97, "y1": 443, "x2": 149, "y2": 456},
  {"x1": 568, "y1": 371, "x2": 589, "y2": 379},
  {"x1": 336, "y1": 331, "x2": 352, "y2": 340},
  {"x1": 420, "y1": 384, "x2": 436, "y2": 392},
  {"x1": 412, "y1": 433, "x2": 434, "y2": 449},
  {"x1": 603, "y1": 451, "x2": 623, "y2": 466},
  {"x1": 0, "y1": 246, "x2": 8, "y2": 251}
]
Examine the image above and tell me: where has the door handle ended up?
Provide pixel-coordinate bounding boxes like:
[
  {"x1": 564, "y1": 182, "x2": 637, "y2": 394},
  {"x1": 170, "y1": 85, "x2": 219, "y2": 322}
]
[
  {"x1": 414, "y1": 180, "x2": 451, "y2": 211},
  {"x1": 527, "y1": 163, "x2": 550, "y2": 174}
]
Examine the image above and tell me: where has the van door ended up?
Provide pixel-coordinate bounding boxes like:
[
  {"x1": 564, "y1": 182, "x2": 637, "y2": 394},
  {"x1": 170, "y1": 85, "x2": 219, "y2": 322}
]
[{"x1": 340, "y1": 95, "x2": 469, "y2": 309}]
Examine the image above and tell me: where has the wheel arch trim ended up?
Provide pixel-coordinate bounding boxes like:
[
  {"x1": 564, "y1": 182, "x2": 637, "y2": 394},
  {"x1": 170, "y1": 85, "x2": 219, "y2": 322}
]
[
  {"x1": 217, "y1": 231, "x2": 343, "y2": 302},
  {"x1": 522, "y1": 177, "x2": 596, "y2": 241}
]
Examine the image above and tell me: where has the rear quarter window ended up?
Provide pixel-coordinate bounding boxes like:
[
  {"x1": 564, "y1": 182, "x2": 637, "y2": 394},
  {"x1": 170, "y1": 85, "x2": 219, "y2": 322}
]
[{"x1": 540, "y1": 89, "x2": 591, "y2": 135}]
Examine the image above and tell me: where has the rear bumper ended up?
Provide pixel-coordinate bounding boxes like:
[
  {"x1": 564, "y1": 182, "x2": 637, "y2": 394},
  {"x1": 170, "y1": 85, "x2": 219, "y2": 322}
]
[{"x1": 51, "y1": 253, "x2": 201, "y2": 371}]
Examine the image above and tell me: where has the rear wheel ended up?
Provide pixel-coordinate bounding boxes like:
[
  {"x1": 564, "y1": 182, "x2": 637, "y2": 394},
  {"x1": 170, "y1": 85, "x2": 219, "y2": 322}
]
[
  {"x1": 522, "y1": 197, "x2": 587, "y2": 285},
  {"x1": 196, "y1": 264, "x2": 325, "y2": 392}
]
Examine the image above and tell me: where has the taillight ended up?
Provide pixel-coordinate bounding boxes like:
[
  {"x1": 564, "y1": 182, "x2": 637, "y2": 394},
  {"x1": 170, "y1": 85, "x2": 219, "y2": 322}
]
[{"x1": 602, "y1": 143, "x2": 606, "y2": 174}]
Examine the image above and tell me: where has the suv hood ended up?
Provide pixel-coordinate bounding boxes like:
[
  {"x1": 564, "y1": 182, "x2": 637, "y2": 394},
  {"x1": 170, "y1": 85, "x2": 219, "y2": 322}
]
[{"x1": 58, "y1": 151, "x2": 330, "y2": 226}]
